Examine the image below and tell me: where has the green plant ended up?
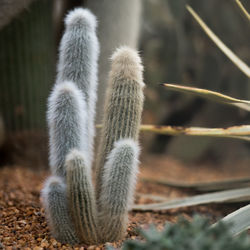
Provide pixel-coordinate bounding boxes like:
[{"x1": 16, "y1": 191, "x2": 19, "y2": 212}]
[
  {"x1": 120, "y1": 216, "x2": 250, "y2": 250},
  {"x1": 132, "y1": 3, "x2": 250, "y2": 236}
]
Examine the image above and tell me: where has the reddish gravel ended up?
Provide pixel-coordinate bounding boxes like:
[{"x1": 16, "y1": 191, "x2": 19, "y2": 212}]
[{"x1": 1, "y1": 155, "x2": 249, "y2": 249}]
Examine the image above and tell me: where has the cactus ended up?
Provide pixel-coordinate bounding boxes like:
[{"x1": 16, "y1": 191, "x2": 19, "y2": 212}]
[
  {"x1": 66, "y1": 149, "x2": 99, "y2": 244},
  {"x1": 57, "y1": 8, "x2": 99, "y2": 166},
  {"x1": 47, "y1": 81, "x2": 87, "y2": 178},
  {"x1": 48, "y1": 7, "x2": 99, "y2": 177},
  {"x1": 41, "y1": 176, "x2": 79, "y2": 245},
  {"x1": 98, "y1": 138, "x2": 140, "y2": 242},
  {"x1": 95, "y1": 46, "x2": 144, "y2": 241},
  {"x1": 42, "y1": 8, "x2": 100, "y2": 244},
  {"x1": 41, "y1": 8, "x2": 144, "y2": 246},
  {"x1": 95, "y1": 46, "x2": 144, "y2": 201}
]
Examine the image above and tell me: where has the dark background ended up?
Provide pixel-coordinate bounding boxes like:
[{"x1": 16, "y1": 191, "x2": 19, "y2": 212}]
[{"x1": 0, "y1": 0, "x2": 249, "y2": 167}]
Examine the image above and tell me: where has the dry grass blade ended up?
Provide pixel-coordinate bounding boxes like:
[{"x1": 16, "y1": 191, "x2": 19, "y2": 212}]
[
  {"x1": 141, "y1": 177, "x2": 250, "y2": 192},
  {"x1": 162, "y1": 83, "x2": 250, "y2": 111},
  {"x1": 136, "y1": 193, "x2": 168, "y2": 202},
  {"x1": 186, "y1": 5, "x2": 250, "y2": 78},
  {"x1": 132, "y1": 187, "x2": 250, "y2": 211},
  {"x1": 215, "y1": 204, "x2": 250, "y2": 235},
  {"x1": 140, "y1": 124, "x2": 250, "y2": 141},
  {"x1": 97, "y1": 124, "x2": 250, "y2": 141},
  {"x1": 135, "y1": 192, "x2": 249, "y2": 204},
  {"x1": 235, "y1": 0, "x2": 250, "y2": 21}
]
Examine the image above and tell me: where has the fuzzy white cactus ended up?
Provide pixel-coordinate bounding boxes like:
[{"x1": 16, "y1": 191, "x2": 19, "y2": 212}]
[
  {"x1": 47, "y1": 81, "x2": 88, "y2": 177},
  {"x1": 98, "y1": 138, "x2": 140, "y2": 242},
  {"x1": 95, "y1": 46, "x2": 144, "y2": 241},
  {"x1": 57, "y1": 8, "x2": 99, "y2": 166},
  {"x1": 42, "y1": 8, "x2": 99, "y2": 244},
  {"x1": 66, "y1": 149, "x2": 99, "y2": 244},
  {"x1": 41, "y1": 8, "x2": 144, "y2": 246},
  {"x1": 95, "y1": 47, "x2": 144, "y2": 198},
  {"x1": 41, "y1": 176, "x2": 79, "y2": 244}
]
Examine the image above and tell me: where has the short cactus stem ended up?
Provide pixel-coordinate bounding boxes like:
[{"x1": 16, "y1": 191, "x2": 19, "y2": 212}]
[
  {"x1": 47, "y1": 81, "x2": 88, "y2": 177},
  {"x1": 41, "y1": 176, "x2": 79, "y2": 245},
  {"x1": 98, "y1": 139, "x2": 140, "y2": 242},
  {"x1": 66, "y1": 149, "x2": 100, "y2": 245}
]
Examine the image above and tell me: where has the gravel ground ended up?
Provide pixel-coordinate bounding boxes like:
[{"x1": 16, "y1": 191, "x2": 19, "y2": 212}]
[{"x1": 1, "y1": 155, "x2": 249, "y2": 249}]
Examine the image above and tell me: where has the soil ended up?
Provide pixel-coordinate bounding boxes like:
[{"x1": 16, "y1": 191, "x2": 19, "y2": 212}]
[{"x1": 1, "y1": 155, "x2": 250, "y2": 249}]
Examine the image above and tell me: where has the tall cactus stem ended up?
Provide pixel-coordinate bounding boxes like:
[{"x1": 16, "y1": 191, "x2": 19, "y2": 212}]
[
  {"x1": 56, "y1": 8, "x2": 99, "y2": 165},
  {"x1": 47, "y1": 81, "x2": 88, "y2": 177},
  {"x1": 41, "y1": 176, "x2": 79, "y2": 245},
  {"x1": 66, "y1": 149, "x2": 99, "y2": 245},
  {"x1": 98, "y1": 139, "x2": 140, "y2": 242},
  {"x1": 95, "y1": 46, "x2": 144, "y2": 200}
]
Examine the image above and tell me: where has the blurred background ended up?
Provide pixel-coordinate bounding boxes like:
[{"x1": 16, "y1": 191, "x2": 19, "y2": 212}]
[{"x1": 0, "y1": 0, "x2": 249, "y2": 169}]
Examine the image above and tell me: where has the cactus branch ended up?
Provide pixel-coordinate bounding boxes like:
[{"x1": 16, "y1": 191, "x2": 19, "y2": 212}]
[
  {"x1": 98, "y1": 139, "x2": 140, "y2": 242},
  {"x1": 57, "y1": 8, "x2": 100, "y2": 165},
  {"x1": 41, "y1": 176, "x2": 79, "y2": 245},
  {"x1": 95, "y1": 46, "x2": 144, "y2": 201},
  {"x1": 66, "y1": 149, "x2": 100, "y2": 245},
  {"x1": 47, "y1": 81, "x2": 88, "y2": 177}
]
